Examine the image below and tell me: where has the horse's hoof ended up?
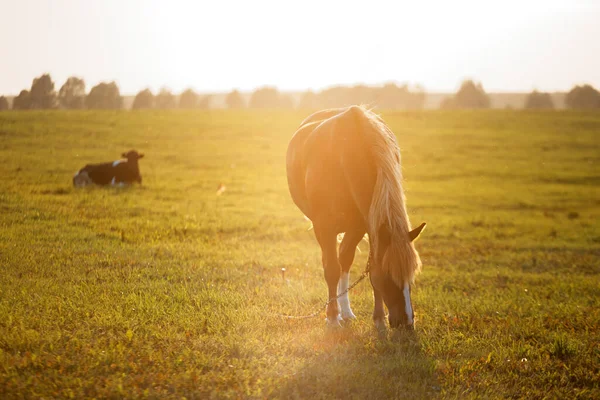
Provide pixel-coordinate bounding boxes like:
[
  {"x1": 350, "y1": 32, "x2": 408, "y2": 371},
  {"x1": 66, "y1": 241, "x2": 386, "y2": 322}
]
[
  {"x1": 326, "y1": 317, "x2": 343, "y2": 329},
  {"x1": 341, "y1": 310, "x2": 357, "y2": 320}
]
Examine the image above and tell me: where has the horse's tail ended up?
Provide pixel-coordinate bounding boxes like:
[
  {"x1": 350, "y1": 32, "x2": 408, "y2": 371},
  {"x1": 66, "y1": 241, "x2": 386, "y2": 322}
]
[{"x1": 347, "y1": 105, "x2": 422, "y2": 286}]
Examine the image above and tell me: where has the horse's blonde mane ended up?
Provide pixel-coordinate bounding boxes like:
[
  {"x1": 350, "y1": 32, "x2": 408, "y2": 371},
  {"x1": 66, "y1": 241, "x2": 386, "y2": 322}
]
[{"x1": 350, "y1": 106, "x2": 422, "y2": 285}]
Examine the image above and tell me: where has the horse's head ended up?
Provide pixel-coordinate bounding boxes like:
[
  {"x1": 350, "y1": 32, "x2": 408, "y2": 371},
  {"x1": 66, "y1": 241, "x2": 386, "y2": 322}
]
[{"x1": 370, "y1": 222, "x2": 426, "y2": 329}]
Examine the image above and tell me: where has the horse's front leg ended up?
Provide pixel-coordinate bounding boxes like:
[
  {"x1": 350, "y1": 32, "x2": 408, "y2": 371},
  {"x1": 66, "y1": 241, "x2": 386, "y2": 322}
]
[
  {"x1": 314, "y1": 225, "x2": 341, "y2": 327},
  {"x1": 372, "y1": 286, "x2": 386, "y2": 331},
  {"x1": 338, "y1": 229, "x2": 366, "y2": 320}
]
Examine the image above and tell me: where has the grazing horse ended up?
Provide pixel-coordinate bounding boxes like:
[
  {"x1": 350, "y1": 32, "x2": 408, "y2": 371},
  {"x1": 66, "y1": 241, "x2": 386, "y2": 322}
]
[{"x1": 286, "y1": 106, "x2": 425, "y2": 329}]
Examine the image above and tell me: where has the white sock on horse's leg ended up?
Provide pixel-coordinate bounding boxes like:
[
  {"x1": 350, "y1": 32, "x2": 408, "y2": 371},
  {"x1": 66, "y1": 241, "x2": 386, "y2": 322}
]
[
  {"x1": 338, "y1": 272, "x2": 357, "y2": 320},
  {"x1": 404, "y1": 283, "x2": 414, "y2": 325}
]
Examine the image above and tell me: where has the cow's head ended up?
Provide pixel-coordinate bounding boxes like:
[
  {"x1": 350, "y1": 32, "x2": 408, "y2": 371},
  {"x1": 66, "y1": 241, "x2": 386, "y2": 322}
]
[{"x1": 122, "y1": 150, "x2": 144, "y2": 161}]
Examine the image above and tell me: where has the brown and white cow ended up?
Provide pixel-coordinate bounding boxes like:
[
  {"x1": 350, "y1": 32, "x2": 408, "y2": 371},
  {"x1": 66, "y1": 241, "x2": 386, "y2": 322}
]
[{"x1": 73, "y1": 150, "x2": 144, "y2": 187}]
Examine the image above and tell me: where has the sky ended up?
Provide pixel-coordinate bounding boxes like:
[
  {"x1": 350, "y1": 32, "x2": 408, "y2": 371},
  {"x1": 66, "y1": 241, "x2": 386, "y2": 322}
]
[{"x1": 1, "y1": 0, "x2": 599, "y2": 95}]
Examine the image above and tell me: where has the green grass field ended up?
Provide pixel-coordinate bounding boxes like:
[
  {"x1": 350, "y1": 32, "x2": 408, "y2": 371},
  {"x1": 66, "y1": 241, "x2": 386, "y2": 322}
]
[{"x1": 0, "y1": 110, "x2": 598, "y2": 399}]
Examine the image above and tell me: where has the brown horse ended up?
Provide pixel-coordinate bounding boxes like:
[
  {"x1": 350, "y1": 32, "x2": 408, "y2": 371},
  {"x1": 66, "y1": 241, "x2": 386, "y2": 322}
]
[{"x1": 286, "y1": 106, "x2": 425, "y2": 329}]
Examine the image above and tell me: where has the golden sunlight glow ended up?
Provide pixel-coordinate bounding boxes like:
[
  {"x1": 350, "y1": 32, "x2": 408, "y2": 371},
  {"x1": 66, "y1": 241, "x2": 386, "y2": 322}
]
[{"x1": 1, "y1": 0, "x2": 599, "y2": 94}]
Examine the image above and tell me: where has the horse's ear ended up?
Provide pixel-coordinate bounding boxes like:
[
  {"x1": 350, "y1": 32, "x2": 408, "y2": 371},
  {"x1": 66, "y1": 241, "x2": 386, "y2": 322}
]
[
  {"x1": 121, "y1": 153, "x2": 127, "y2": 158},
  {"x1": 138, "y1": 153, "x2": 144, "y2": 159},
  {"x1": 408, "y1": 222, "x2": 426, "y2": 242}
]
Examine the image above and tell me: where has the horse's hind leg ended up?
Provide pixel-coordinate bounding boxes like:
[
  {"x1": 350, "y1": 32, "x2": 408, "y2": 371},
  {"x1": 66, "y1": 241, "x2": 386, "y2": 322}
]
[
  {"x1": 338, "y1": 228, "x2": 366, "y2": 320},
  {"x1": 313, "y1": 223, "x2": 342, "y2": 327}
]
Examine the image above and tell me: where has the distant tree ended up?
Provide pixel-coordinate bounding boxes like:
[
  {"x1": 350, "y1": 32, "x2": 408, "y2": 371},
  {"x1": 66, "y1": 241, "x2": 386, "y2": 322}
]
[
  {"x1": 249, "y1": 87, "x2": 276, "y2": 108},
  {"x1": 179, "y1": 88, "x2": 199, "y2": 108},
  {"x1": 86, "y1": 82, "x2": 122, "y2": 109},
  {"x1": 565, "y1": 84, "x2": 600, "y2": 109},
  {"x1": 297, "y1": 90, "x2": 320, "y2": 109},
  {"x1": 439, "y1": 96, "x2": 455, "y2": 110},
  {"x1": 375, "y1": 83, "x2": 426, "y2": 110},
  {"x1": 524, "y1": 90, "x2": 554, "y2": 109},
  {"x1": 350, "y1": 84, "x2": 376, "y2": 105},
  {"x1": 12, "y1": 90, "x2": 32, "y2": 110},
  {"x1": 317, "y1": 85, "x2": 378, "y2": 108},
  {"x1": 442, "y1": 80, "x2": 490, "y2": 109},
  {"x1": 225, "y1": 89, "x2": 245, "y2": 109},
  {"x1": 132, "y1": 88, "x2": 155, "y2": 109},
  {"x1": 377, "y1": 83, "x2": 402, "y2": 109},
  {"x1": 455, "y1": 80, "x2": 490, "y2": 109},
  {"x1": 155, "y1": 88, "x2": 176, "y2": 109},
  {"x1": 0, "y1": 96, "x2": 8, "y2": 111},
  {"x1": 410, "y1": 84, "x2": 427, "y2": 110},
  {"x1": 197, "y1": 95, "x2": 212, "y2": 109},
  {"x1": 279, "y1": 94, "x2": 294, "y2": 109},
  {"x1": 30, "y1": 74, "x2": 57, "y2": 109},
  {"x1": 58, "y1": 77, "x2": 86, "y2": 109},
  {"x1": 317, "y1": 86, "x2": 359, "y2": 108},
  {"x1": 249, "y1": 86, "x2": 292, "y2": 108}
]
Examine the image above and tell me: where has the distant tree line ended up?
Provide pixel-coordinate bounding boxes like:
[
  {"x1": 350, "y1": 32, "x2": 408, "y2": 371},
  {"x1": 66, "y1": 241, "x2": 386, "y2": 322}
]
[
  {"x1": 7, "y1": 74, "x2": 122, "y2": 110},
  {"x1": 131, "y1": 87, "x2": 211, "y2": 110},
  {"x1": 1, "y1": 74, "x2": 600, "y2": 111},
  {"x1": 297, "y1": 83, "x2": 426, "y2": 110},
  {"x1": 441, "y1": 80, "x2": 491, "y2": 109},
  {"x1": 439, "y1": 80, "x2": 600, "y2": 110},
  {"x1": 1, "y1": 74, "x2": 212, "y2": 111}
]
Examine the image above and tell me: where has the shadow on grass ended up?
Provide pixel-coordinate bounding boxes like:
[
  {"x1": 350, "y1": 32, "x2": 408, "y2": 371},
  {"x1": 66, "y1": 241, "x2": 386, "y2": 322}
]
[{"x1": 273, "y1": 328, "x2": 439, "y2": 399}]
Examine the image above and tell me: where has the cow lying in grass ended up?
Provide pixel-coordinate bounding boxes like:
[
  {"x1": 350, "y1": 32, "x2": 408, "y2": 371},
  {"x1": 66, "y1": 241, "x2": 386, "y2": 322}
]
[{"x1": 73, "y1": 150, "x2": 144, "y2": 187}]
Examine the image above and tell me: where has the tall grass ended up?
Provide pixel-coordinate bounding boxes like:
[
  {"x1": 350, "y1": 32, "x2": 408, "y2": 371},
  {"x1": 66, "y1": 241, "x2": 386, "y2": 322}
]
[{"x1": 0, "y1": 110, "x2": 598, "y2": 398}]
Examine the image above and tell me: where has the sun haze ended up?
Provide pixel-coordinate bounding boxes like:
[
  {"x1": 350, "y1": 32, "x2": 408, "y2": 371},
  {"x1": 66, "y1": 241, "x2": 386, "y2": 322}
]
[{"x1": 1, "y1": 0, "x2": 599, "y2": 95}]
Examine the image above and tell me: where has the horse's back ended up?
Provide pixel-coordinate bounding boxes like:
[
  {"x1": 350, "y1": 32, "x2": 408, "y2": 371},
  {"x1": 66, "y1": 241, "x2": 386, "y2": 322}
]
[
  {"x1": 286, "y1": 121, "x2": 323, "y2": 217},
  {"x1": 298, "y1": 108, "x2": 347, "y2": 128},
  {"x1": 286, "y1": 107, "x2": 377, "y2": 232}
]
